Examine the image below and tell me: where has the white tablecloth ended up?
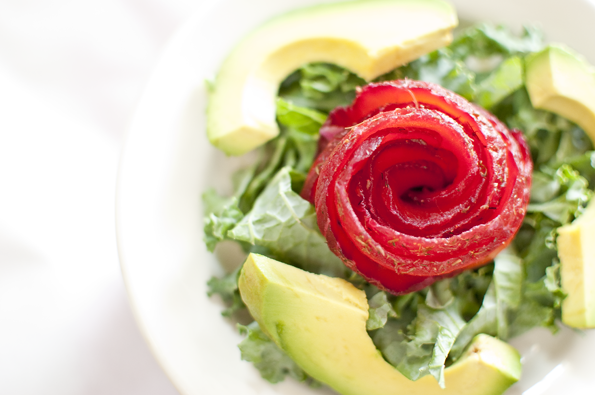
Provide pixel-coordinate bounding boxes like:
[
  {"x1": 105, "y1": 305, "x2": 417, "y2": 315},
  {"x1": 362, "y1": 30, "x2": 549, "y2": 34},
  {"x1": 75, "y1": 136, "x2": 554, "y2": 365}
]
[{"x1": 0, "y1": 1, "x2": 199, "y2": 393}]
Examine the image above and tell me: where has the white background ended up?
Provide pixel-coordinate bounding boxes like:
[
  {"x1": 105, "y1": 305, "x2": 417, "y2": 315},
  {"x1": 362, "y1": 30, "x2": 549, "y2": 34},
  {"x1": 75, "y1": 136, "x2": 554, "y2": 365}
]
[{"x1": 0, "y1": 1, "x2": 199, "y2": 393}]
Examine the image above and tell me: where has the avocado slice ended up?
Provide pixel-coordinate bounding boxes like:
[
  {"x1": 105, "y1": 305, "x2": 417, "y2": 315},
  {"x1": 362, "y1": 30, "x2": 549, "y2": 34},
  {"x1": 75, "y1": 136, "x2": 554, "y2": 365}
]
[
  {"x1": 557, "y1": 202, "x2": 595, "y2": 328},
  {"x1": 525, "y1": 44, "x2": 595, "y2": 142},
  {"x1": 525, "y1": 45, "x2": 595, "y2": 328},
  {"x1": 207, "y1": 0, "x2": 458, "y2": 155},
  {"x1": 239, "y1": 253, "x2": 521, "y2": 395}
]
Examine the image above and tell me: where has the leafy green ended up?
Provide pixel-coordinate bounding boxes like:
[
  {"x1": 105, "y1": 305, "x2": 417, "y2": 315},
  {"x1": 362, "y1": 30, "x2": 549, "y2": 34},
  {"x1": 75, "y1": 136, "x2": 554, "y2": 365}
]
[
  {"x1": 528, "y1": 165, "x2": 593, "y2": 224},
  {"x1": 450, "y1": 283, "x2": 496, "y2": 360},
  {"x1": 425, "y1": 280, "x2": 455, "y2": 310},
  {"x1": 380, "y1": 302, "x2": 465, "y2": 387},
  {"x1": 276, "y1": 98, "x2": 325, "y2": 174},
  {"x1": 239, "y1": 137, "x2": 290, "y2": 213},
  {"x1": 276, "y1": 98, "x2": 327, "y2": 135},
  {"x1": 279, "y1": 62, "x2": 365, "y2": 112},
  {"x1": 451, "y1": 250, "x2": 555, "y2": 360},
  {"x1": 385, "y1": 48, "x2": 476, "y2": 100},
  {"x1": 369, "y1": 278, "x2": 486, "y2": 386},
  {"x1": 451, "y1": 24, "x2": 544, "y2": 59},
  {"x1": 544, "y1": 262, "x2": 567, "y2": 309},
  {"x1": 206, "y1": 265, "x2": 245, "y2": 317},
  {"x1": 367, "y1": 291, "x2": 397, "y2": 331},
  {"x1": 228, "y1": 167, "x2": 348, "y2": 278},
  {"x1": 553, "y1": 124, "x2": 594, "y2": 164},
  {"x1": 522, "y1": 262, "x2": 566, "y2": 322},
  {"x1": 493, "y1": 88, "x2": 592, "y2": 167},
  {"x1": 515, "y1": 216, "x2": 558, "y2": 281},
  {"x1": 493, "y1": 252, "x2": 523, "y2": 339},
  {"x1": 202, "y1": 190, "x2": 244, "y2": 252},
  {"x1": 553, "y1": 151, "x2": 595, "y2": 189},
  {"x1": 448, "y1": 265, "x2": 494, "y2": 321},
  {"x1": 238, "y1": 100, "x2": 323, "y2": 211},
  {"x1": 204, "y1": 98, "x2": 325, "y2": 246},
  {"x1": 300, "y1": 62, "x2": 363, "y2": 97},
  {"x1": 508, "y1": 298, "x2": 557, "y2": 338},
  {"x1": 238, "y1": 322, "x2": 309, "y2": 383},
  {"x1": 449, "y1": 252, "x2": 524, "y2": 360},
  {"x1": 475, "y1": 56, "x2": 524, "y2": 109}
]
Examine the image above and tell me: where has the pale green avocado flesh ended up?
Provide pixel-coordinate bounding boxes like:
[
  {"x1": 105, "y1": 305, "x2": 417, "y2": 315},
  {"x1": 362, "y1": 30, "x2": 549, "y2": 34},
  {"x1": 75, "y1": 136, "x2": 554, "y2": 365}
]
[
  {"x1": 526, "y1": 45, "x2": 595, "y2": 328},
  {"x1": 207, "y1": 0, "x2": 458, "y2": 155},
  {"x1": 557, "y1": 202, "x2": 595, "y2": 328},
  {"x1": 239, "y1": 253, "x2": 521, "y2": 395},
  {"x1": 526, "y1": 44, "x2": 595, "y2": 142}
]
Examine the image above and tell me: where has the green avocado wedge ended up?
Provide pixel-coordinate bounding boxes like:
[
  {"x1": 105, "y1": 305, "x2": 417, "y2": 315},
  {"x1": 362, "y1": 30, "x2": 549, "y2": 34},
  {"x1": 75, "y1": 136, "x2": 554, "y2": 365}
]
[
  {"x1": 207, "y1": 0, "x2": 458, "y2": 155},
  {"x1": 238, "y1": 253, "x2": 521, "y2": 395},
  {"x1": 557, "y1": 202, "x2": 595, "y2": 328},
  {"x1": 525, "y1": 44, "x2": 595, "y2": 142}
]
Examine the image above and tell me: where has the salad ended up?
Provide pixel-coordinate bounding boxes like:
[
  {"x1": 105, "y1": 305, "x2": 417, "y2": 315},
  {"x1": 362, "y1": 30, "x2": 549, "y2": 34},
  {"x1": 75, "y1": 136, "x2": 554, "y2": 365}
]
[{"x1": 203, "y1": 1, "x2": 594, "y2": 393}]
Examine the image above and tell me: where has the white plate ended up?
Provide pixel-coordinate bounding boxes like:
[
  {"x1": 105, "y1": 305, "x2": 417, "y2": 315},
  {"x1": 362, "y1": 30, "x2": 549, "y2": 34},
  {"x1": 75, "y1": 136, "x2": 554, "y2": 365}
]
[{"x1": 116, "y1": 1, "x2": 595, "y2": 394}]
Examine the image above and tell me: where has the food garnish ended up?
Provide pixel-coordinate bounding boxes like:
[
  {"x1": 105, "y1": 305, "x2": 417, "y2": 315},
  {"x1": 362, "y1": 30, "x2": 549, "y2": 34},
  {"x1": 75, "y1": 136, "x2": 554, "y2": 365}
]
[{"x1": 303, "y1": 80, "x2": 532, "y2": 294}]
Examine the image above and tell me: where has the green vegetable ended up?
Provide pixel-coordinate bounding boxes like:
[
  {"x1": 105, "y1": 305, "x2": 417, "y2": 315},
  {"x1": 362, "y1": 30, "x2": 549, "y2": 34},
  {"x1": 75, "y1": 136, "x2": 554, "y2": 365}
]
[
  {"x1": 202, "y1": 191, "x2": 244, "y2": 252},
  {"x1": 385, "y1": 48, "x2": 477, "y2": 100},
  {"x1": 229, "y1": 167, "x2": 348, "y2": 278},
  {"x1": 372, "y1": 298, "x2": 465, "y2": 387},
  {"x1": 279, "y1": 62, "x2": 365, "y2": 112},
  {"x1": 238, "y1": 322, "x2": 309, "y2": 383},
  {"x1": 493, "y1": 252, "x2": 523, "y2": 339},
  {"x1": 451, "y1": 24, "x2": 544, "y2": 59},
  {"x1": 475, "y1": 56, "x2": 524, "y2": 109},
  {"x1": 275, "y1": 98, "x2": 325, "y2": 175},
  {"x1": 276, "y1": 98, "x2": 326, "y2": 136},
  {"x1": 450, "y1": 283, "x2": 496, "y2": 360},
  {"x1": 206, "y1": 266, "x2": 245, "y2": 317},
  {"x1": 527, "y1": 165, "x2": 593, "y2": 223},
  {"x1": 367, "y1": 291, "x2": 398, "y2": 331},
  {"x1": 450, "y1": 250, "x2": 560, "y2": 360}
]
